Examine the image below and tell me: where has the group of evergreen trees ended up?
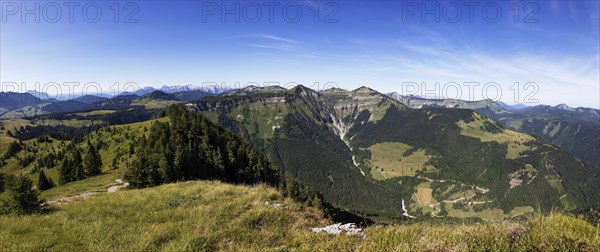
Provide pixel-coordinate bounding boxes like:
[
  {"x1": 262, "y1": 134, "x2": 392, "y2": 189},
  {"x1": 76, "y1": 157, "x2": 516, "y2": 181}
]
[
  {"x1": 125, "y1": 106, "x2": 279, "y2": 188},
  {"x1": 58, "y1": 140, "x2": 102, "y2": 185},
  {"x1": 125, "y1": 106, "x2": 328, "y2": 211},
  {"x1": 0, "y1": 141, "x2": 22, "y2": 164}
]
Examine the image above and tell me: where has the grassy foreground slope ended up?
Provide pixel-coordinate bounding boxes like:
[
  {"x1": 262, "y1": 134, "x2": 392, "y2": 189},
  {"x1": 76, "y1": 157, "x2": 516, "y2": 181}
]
[{"x1": 1, "y1": 180, "x2": 599, "y2": 251}]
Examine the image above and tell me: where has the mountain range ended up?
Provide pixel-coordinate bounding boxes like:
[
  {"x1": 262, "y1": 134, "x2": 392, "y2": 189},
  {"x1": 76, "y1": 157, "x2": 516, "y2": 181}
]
[
  {"x1": 0, "y1": 86, "x2": 226, "y2": 119},
  {"x1": 389, "y1": 93, "x2": 600, "y2": 168},
  {"x1": 1, "y1": 84, "x2": 599, "y2": 223},
  {"x1": 3, "y1": 86, "x2": 598, "y2": 168},
  {"x1": 184, "y1": 85, "x2": 600, "y2": 221},
  {"x1": 20, "y1": 84, "x2": 229, "y2": 101}
]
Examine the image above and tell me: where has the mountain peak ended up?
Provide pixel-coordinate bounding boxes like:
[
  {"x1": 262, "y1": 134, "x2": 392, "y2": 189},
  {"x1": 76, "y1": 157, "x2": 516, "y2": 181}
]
[
  {"x1": 291, "y1": 84, "x2": 312, "y2": 92},
  {"x1": 289, "y1": 85, "x2": 320, "y2": 99},
  {"x1": 72, "y1": 95, "x2": 108, "y2": 104},
  {"x1": 320, "y1": 87, "x2": 348, "y2": 93},
  {"x1": 352, "y1": 86, "x2": 378, "y2": 94},
  {"x1": 140, "y1": 90, "x2": 177, "y2": 101},
  {"x1": 555, "y1": 103, "x2": 574, "y2": 111}
]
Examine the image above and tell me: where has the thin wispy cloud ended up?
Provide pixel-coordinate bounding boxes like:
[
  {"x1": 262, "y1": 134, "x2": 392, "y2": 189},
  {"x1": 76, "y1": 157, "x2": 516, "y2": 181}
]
[
  {"x1": 235, "y1": 33, "x2": 299, "y2": 44},
  {"x1": 246, "y1": 43, "x2": 298, "y2": 51}
]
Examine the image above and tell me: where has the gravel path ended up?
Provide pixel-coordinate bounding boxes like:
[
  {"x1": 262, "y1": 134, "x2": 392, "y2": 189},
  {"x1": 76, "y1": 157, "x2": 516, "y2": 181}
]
[{"x1": 45, "y1": 179, "x2": 129, "y2": 206}]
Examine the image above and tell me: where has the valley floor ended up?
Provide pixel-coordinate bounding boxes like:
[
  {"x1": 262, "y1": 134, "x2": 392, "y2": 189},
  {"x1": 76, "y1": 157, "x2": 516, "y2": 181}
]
[{"x1": 1, "y1": 180, "x2": 599, "y2": 251}]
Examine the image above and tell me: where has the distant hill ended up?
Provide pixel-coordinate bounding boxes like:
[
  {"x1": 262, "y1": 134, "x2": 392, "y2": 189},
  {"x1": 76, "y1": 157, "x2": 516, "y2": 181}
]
[
  {"x1": 0, "y1": 100, "x2": 92, "y2": 119},
  {"x1": 497, "y1": 101, "x2": 529, "y2": 111},
  {"x1": 0, "y1": 92, "x2": 45, "y2": 110},
  {"x1": 170, "y1": 90, "x2": 212, "y2": 101},
  {"x1": 39, "y1": 100, "x2": 91, "y2": 114},
  {"x1": 127, "y1": 91, "x2": 180, "y2": 109},
  {"x1": 72, "y1": 95, "x2": 108, "y2": 104},
  {"x1": 0, "y1": 90, "x2": 195, "y2": 118},
  {"x1": 119, "y1": 86, "x2": 157, "y2": 96},
  {"x1": 139, "y1": 91, "x2": 177, "y2": 101},
  {"x1": 26, "y1": 90, "x2": 53, "y2": 100}
]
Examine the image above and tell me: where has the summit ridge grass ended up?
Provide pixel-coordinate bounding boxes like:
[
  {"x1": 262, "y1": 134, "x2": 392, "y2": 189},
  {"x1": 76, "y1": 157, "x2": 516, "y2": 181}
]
[{"x1": 1, "y1": 180, "x2": 598, "y2": 251}]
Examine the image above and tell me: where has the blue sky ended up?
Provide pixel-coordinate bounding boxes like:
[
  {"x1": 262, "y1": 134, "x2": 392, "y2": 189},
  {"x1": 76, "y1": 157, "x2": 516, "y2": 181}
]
[{"x1": 1, "y1": 0, "x2": 599, "y2": 108}]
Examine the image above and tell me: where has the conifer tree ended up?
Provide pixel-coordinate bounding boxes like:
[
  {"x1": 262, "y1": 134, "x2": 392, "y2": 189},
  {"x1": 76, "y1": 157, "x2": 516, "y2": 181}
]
[
  {"x1": 59, "y1": 158, "x2": 73, "y2": 185},
  {"x1": 111, "y1": 157, "x2": 118, "y2": 170},
  {"x1": 72, "y1": 148, "x2": 85, "y2": 181},
  {"x1": 84, "y1": 140, "x2": 102, "y2": 176},
  {"x1": 37, "y1": 170, "x2": 53, "y2": 191},
  {"x1": 4, "y1": 176, "x2": 43, "y2": 215}
]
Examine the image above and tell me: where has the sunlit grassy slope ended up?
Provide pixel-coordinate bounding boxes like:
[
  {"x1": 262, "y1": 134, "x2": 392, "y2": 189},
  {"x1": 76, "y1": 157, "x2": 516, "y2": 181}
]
[
  {"x1": 368, "y1": 142, "x2": 433, "y2": 179},
  {"x1": 1, "y1": 180, "x2": 598, "y2": 251},
  {"x1": 456, "y1": 113, "x2": 535, "y2": 159},
  {"x1": 0, "y1": 117, "x2": 167, "y2": 196}
]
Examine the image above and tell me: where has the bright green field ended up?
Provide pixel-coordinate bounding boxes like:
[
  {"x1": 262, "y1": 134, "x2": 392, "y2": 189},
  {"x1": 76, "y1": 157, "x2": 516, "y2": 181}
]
[
  {"x1": 456, "y1": 113, "x2": 535, "y2": 159},
  {"x1": 368, "y1": 142, "x2": 433, "y2": 179}
]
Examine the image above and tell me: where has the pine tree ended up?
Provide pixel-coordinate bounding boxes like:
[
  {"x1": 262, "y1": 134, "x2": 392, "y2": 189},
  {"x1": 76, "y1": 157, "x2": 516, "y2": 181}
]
[
  {"x1": 3, "y1": 141, "x2": 22, "y2": 159},
  {"x1": 111, "y1": 157, "x2": 118, "y2": 170},
  {"x1": 4, "y1": 176, "x2": 43, "y2": 215},
  {"x1": 59, "y1": 158, "x2": 73, "y2": 185},
  {"x1": 439, "y1": 202, "x2": 448, "y2": 216},
  {"x1": 128, "y1": 143, "x2": 135, "y2": 156},
  {"x1": 126, "y1": 151, "x2": 150, "y2": 188},
  {"x1": 173, "y1": 136, "x2": 186, "y2": 180},
  {"x1": 84, "y1": 141, "x2": 102, "y2": 176},
  {"x1": 158, "y1": 154, "x2": 174, "y2": 183},
  {"x1": 72, "y1": 148, "x2": 85, "y2": 181},
  {"x1": 0, "y1": 173, "x2": 5, "y2": 193},
  {"x1": 37, "y1": 170, "x2": 53, "y2": 191}
]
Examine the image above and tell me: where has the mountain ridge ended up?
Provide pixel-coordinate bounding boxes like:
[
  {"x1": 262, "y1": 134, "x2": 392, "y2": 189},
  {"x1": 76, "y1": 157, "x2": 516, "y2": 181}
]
[
  {"x1": 386, "y1": 93, "x2": 600, "y2": 167},
  {"x1": 188, "y1": 85, "x2": 600, "y2": 220}
]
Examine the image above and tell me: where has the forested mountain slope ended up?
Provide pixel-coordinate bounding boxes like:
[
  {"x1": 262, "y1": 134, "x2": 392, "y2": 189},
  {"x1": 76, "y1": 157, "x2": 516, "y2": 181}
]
[
  {"x1": 388, "y1": 94, "x2": 600, "y2": 167},
  {"x1": 188, "y1": 85, "x2": 600, "y2": 221}
]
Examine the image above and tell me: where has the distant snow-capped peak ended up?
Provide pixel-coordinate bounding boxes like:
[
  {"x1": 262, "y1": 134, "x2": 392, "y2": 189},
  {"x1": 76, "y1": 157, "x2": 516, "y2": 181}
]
[
  {"x1": 555, "y1": 103, "x2": 574, "y2": 111},
  {"x1": 157, "y1": 84, "x2": 229, "y2": 94}
]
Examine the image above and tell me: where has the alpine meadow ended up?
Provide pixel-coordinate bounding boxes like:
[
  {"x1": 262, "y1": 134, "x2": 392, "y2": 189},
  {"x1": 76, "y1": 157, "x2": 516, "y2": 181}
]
[{"x1": 1, "y1": 1, "x2": 599, "y2": 251}]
